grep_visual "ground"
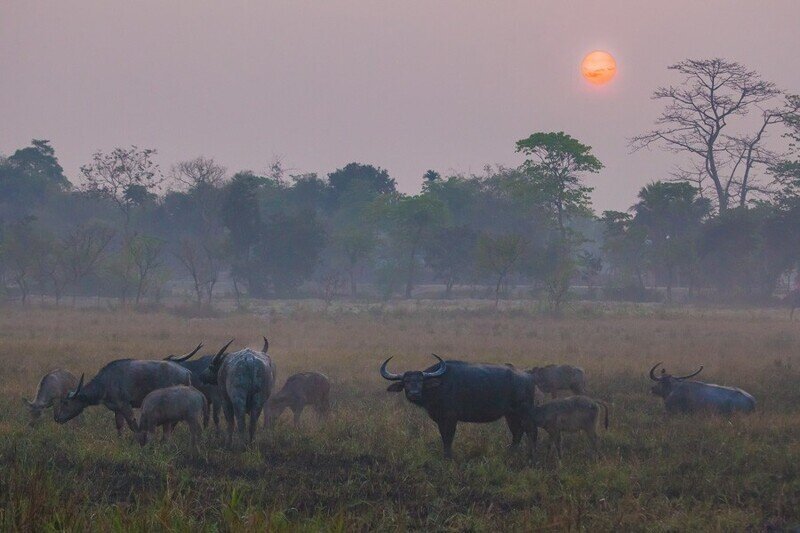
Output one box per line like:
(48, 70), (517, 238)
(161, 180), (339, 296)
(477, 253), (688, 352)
(1, 303), (799, 531)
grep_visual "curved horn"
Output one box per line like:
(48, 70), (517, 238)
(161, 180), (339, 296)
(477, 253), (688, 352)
(675, 366), (704, 380)
(423, 354), (447, 378)
(214, 339), (235, 363)
(68, 373), (85, 398)
(167, 342), (204, 362)
(262, 336), (269, 354)
(649, 362), (663, 381)
(379, 357), (402, 381)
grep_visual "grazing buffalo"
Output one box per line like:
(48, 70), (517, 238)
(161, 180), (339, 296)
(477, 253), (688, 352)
(54, 357), (194, 435)
(530, 396), (608, 460)
(201, 337), (276, 447)
(267, 371), (331, 425)
(165, 341), (234, 431)
(649, 363), (756, 415)
(136, 385), (208, 453)
(380, 355), (538, 459)
(23, 369), (79, 426)
(525, 364), (586, 398)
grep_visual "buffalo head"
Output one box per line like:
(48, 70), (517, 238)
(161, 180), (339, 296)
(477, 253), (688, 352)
(648, 362), (703, 398)
(54, 373), (87, 423)
(199, 339), (235, 385)
(380, 354), (447, 402)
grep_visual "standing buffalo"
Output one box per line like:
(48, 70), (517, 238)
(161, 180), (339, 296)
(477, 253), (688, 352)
(267, 371), (331, 425)
(135, 385), (208, 453)
(23, 369), (79, 426)
(165, 340), (234, 431)
(54, 355), (196, 434)
(530, 396), (608, 460)
(380, 355), (538, 459)
(525, 364), (586, 398)
(649, 363), (756, 414)
(201, 337), (276, 447)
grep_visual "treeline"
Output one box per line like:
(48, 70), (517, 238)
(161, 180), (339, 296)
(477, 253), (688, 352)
(1, 58), (799, 309)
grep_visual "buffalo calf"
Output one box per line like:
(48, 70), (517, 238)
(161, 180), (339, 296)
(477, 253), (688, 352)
(135, 385), (208, 453)
(525, 364), (586, 398)
(267, 372), (330, 425)
(529, 395), (609, 460)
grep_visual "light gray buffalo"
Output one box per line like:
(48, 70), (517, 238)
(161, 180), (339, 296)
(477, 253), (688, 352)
(267, 371), (330, 425)
(135, 385), (208, 453)
(164, 340), (234, 432)
(23, 369), (79, 426)
(54, 357), (194, 434)
(649, 363), (756, 415)
(529, 395), (609, 460)
(201, 337), (276, 447)
(525, 364), (586, 398)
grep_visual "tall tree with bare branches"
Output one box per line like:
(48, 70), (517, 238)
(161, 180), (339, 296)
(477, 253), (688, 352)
(631, 59), (798, 211)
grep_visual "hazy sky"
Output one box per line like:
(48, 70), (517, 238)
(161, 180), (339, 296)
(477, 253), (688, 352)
(2, 1), (799, 211)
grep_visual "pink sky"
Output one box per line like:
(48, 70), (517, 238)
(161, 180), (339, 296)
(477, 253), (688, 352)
(2, 0), (799, 211)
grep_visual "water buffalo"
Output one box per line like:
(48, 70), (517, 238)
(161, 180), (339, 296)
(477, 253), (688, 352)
(23, 369), (79, 426)
(380, 355), (538, 459)
(525, 364), (586, 398)
(164, 340), (234, 431)
(267, 371), (331, 425)
(649, 362), (756, 415)
(530, 396), (608, 460)
(54, 357), (195, 435)
(135, 385), (208, 453)
(201, 337), (276, 447)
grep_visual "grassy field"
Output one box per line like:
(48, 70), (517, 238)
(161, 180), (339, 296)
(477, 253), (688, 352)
(1, 304), (799, 531)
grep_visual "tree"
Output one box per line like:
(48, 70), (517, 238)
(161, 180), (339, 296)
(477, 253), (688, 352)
(328, 163), (396, 200)
(477, 233), (525, 307)
(175, 237), (224, 307)
(423, 225), (477, 298)
(631, 59), (798, 211)
(600, 211), (648, 294)
(331, 224), (376, 298)
(258, 210), (326, 296)
(516, 131), (602, 312)
(389, 195), (447, 298)
(1, 218), (48, 304)
(633, 181), (710, 301)
(81, 147), (163, 235)
(0, 140), (69, 219)
(59, 222), (115, 305)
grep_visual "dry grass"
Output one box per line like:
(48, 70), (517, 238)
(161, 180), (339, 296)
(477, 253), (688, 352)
(1, 304), (799, 531)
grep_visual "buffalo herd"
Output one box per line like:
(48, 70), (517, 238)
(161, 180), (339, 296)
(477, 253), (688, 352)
(24, 337), (756, 460)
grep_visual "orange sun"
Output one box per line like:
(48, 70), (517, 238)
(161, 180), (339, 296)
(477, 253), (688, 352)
(581, 50), (617, 85)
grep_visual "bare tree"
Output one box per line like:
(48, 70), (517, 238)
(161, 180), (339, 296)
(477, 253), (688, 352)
(129, 235), (164, 306)
(175, 237), (223, 307)
(170, 156), (226, 190)
(59, 222), (115, 306)
(80, 147), (163, 235)
(631, 59), (798, 211)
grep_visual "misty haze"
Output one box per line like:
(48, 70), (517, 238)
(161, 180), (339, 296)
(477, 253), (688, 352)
(2, 1), (800, 531)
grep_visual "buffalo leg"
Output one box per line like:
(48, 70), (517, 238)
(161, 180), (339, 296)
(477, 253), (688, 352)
(222, 399), (235, 448)
(249, 404), (262, 443)
(188, 417), (201, 454)
(586, 428), (599, 457)
(292, 405), (304, 425)
(437, 419), (457, 459)
(505, 415), (524, 449)
(114, 412), (126, 437)
(212, 401), (221, 432)
(117, 405), (138, 433)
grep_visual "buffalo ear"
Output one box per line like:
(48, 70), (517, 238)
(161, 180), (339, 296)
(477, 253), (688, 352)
(386, 382), (404, 392)
(423, 378), (443, 389)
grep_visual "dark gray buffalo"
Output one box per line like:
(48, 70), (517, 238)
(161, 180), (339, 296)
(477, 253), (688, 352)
(201, 337), (276, 447)
(267, 371), (331, 425)
(23, 369), (79, 426)
(380, 355), (537, 459)
(54, 356), (194, 434)
(164, 340), (234, 431)
(649, 362), (756, 415)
